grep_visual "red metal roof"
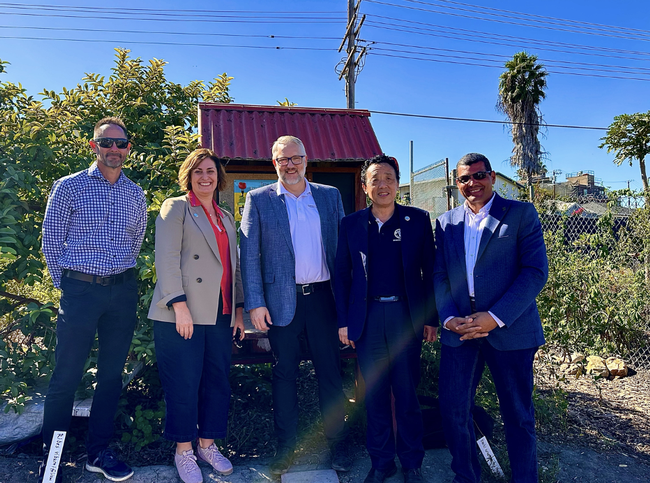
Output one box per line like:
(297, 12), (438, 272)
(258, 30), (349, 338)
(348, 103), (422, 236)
(199, 103), (382, 162)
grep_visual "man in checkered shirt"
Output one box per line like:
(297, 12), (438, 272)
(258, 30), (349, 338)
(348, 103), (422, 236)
(40, 117), (147, 483)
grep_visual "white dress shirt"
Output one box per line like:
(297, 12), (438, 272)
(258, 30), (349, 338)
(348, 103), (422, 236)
(443, 194), (504, 329)
(278, 181), (330, 284)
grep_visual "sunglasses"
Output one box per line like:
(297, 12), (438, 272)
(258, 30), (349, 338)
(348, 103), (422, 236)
(94, 137), (129, 149)
(456, 171), (491, 184)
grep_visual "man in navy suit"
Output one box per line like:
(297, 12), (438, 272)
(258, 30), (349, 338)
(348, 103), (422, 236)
(335, 155), (438, 483)
(240, 135), (350, 476)
(434, 153), (548, 483)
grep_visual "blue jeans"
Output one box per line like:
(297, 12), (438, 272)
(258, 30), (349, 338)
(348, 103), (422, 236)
(356, 300), (424, 471)
(154, 311), (233, 442)
(439, 340), (538, 483)
(43, 275), (138, 457)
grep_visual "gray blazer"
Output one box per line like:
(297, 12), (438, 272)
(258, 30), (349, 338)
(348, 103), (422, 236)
(239, 182), (345, 327)
(148, 194), (244, 326)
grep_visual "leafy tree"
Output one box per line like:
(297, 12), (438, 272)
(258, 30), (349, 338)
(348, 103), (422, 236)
(599, 111), (650, 193)
(0, 48), (233, 411)
(497, 51), (548, 188)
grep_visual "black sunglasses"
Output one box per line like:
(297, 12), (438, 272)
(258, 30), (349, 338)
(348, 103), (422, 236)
(456, 171), (491, 184)
(94, 137), (129, 149)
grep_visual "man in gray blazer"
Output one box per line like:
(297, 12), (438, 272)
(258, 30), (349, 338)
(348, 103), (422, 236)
(240, 135), (350, 476)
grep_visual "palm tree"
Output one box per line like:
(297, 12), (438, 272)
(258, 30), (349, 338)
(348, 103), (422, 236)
(497, 52), (548, 191)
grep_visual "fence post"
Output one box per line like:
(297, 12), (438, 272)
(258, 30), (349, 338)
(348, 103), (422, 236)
(409, 140), (414, 205)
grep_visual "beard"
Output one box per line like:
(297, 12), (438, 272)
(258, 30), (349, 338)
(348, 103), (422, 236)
(98, 153), (124, 169)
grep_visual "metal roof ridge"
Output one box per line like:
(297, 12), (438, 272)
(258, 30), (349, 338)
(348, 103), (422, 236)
(198, 102), (372, 116)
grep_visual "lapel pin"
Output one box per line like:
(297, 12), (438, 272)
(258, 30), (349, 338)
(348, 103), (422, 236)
(194, 213), (199, 217)
(404, 216), (410, 221)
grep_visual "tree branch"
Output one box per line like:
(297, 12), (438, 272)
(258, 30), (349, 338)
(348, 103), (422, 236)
(0, 290), (44, 308)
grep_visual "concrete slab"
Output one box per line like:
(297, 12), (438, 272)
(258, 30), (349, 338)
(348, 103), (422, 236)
(281, 469), (340, 483)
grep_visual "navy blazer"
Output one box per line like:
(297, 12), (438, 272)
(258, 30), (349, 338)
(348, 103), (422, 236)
(434, 194), (548, 351)
(334, 204), (438, 342)
(240, 182), (345, 327)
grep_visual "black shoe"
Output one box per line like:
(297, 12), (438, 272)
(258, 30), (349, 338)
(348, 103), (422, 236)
(364, 464), (397, 483)
(330, 440), (353, 472)
(38, 460), (63, 483)
(403, 467), (424, 482)
(85, 449), (134, 482)
(269, 447), (294, 476)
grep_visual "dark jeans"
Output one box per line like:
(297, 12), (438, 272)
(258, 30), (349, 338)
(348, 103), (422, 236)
(439, 340), (538, 483)
(267, 286), (347, 450)
(42, 275), (138, 457)
(154, 310), (232, 442)
(356, 299), (424, 471)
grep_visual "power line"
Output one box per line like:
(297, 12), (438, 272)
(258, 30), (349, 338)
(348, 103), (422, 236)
(366, 18), (650, 61)
(370, 52), (650, 81)
(371, 41), (650, 74)
(368, 109), (608, 130)
(411, 0), (650, 36)
(0, 35), (335, 51)
(364, 0), (650, 42)
(0, 10), (343, 24)
(0, 2), (342, 16)
(0, 24), (339, 41)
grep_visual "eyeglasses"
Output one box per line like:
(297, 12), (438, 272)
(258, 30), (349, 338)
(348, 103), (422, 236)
(94, 137), (129, 149)
(456, 171), (492, 184)
(275, 155), (305, 166)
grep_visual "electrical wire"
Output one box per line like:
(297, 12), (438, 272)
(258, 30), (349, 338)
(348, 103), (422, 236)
(368, 109), (608, 130)
(0, 24), (339, 41)
(370, 52), (650, 81)
(364, 0), (650, 41)
(366, 17), (650, 61)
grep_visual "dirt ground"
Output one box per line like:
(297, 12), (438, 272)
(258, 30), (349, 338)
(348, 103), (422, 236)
(2, 360), (650, 482)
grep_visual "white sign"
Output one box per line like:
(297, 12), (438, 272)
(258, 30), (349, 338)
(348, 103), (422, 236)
(477, 436), (504, 478)
(43, 431), (66, 483)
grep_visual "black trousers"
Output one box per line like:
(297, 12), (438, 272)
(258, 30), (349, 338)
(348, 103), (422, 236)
(43, 275), (137, 457)
(356, 299), (424, 470)
(267, 286), (348, 450)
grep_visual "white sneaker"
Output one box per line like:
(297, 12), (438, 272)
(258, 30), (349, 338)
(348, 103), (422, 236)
(174, 450), (203, 483)
(196, 443), (233, 476)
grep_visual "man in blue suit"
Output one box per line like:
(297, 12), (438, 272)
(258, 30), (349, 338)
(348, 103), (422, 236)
(240, 135), (350, 476)
(434, 153), (548, 483)
(335, 155), (438, 483)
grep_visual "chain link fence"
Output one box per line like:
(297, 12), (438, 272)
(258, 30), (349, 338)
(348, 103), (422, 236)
(408, 158), (450, 220)
(537, 193), (650, 368)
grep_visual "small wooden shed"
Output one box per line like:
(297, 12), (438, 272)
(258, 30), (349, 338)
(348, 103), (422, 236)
(198, 103), (383, 217)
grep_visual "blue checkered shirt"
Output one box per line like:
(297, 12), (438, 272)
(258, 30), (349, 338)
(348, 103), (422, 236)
(42, 162), (147, 288)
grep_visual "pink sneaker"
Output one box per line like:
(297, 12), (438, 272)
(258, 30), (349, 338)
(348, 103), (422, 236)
(196, 443), (233, 476)
(174, 450), (203, 483)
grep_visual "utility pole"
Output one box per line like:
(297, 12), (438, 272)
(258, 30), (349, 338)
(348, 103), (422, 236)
(338, 0), (366, 109)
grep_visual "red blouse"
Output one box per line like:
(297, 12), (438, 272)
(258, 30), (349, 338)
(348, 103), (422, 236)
(189, 191), (232, 315)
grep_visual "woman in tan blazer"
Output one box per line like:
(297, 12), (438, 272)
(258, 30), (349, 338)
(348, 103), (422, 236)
(148, 148), (244, 483)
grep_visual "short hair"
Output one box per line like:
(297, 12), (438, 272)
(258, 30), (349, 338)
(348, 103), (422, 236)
(271, 135), (305, 159)
(94, 117), (128, 139)
(457, 153), (492, 172)
(178, 148), (228, 195)
(361, 154), (400, 185)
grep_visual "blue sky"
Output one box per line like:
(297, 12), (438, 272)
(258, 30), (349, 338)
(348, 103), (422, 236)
(1, 0), (649, 190)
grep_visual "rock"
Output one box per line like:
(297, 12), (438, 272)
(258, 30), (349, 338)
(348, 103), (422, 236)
(571, 352), (585, 363)
(605, 357), (628, 377)
(565, 363), (584, 376)
(585, 356), (610, 378)
(0, 391), (45, 445)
